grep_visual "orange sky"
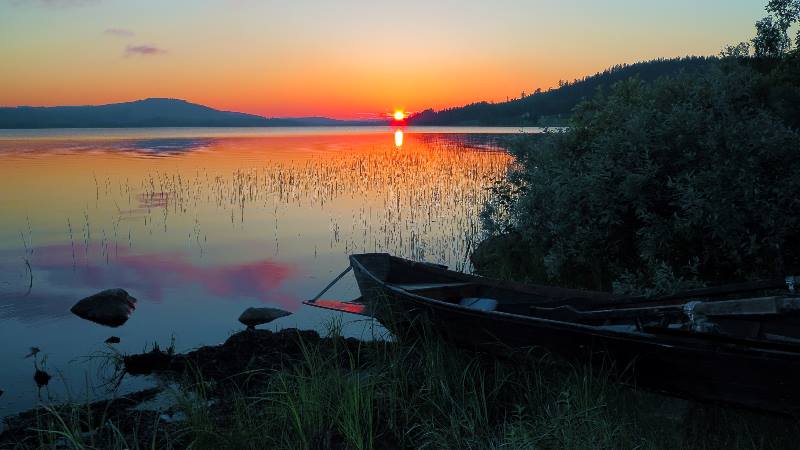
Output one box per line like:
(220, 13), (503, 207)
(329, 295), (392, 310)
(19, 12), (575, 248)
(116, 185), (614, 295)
(0, 0), (766, 118)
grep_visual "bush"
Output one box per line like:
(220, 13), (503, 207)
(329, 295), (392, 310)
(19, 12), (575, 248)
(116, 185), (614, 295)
(481, 56), (800, 293)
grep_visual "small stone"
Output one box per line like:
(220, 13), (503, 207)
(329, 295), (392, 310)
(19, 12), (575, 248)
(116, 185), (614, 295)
(159, 411), (187, 423)
(34, 369), (51, 388)
(70, 289), (137, 327)
(238, 307), (291, 330)
(105, 336), (121, 344)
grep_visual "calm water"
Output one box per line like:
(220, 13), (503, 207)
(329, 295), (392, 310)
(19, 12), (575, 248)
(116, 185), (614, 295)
(0, 126), (531, 416)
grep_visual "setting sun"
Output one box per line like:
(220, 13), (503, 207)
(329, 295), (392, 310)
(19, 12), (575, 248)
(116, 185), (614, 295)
(393, 111), (405, 121)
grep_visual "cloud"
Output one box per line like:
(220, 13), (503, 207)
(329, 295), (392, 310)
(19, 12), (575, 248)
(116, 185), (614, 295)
(125, 44), (166, 57)
(104, 27), (135, 37)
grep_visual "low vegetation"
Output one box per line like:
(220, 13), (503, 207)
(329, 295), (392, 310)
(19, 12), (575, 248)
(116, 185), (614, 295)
(477, 2), (800, 294)
(3, 326), (798, 449)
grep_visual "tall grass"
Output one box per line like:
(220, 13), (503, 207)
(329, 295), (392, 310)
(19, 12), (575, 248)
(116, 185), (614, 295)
(8, 324), (800, 449)
(9, 400), (166, 450)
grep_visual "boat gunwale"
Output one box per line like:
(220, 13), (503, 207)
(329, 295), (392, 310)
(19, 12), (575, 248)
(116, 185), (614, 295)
(349, 253), (800, 357)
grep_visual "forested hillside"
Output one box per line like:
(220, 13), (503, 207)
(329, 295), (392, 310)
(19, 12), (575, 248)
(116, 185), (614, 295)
(410, 57), (717, 126)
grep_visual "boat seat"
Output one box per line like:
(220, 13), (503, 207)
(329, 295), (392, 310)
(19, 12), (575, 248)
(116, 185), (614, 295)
(391, 282), (475, 292)
(529, 304), (686, 324)
(688, 296), (800, 317)
(460, 297), (498, 311)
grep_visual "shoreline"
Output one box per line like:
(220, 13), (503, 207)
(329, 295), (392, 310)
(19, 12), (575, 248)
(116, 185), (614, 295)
(3, 327), (798, 449)
(0, 328), (371, 447)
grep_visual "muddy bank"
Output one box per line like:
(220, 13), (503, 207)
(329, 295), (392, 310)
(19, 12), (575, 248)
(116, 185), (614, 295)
(123, 327), (362, 380)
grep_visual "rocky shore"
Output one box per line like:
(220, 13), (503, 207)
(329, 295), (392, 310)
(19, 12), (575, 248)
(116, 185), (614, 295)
(3, 326), (798, 449)
(0, 328), (372, 449)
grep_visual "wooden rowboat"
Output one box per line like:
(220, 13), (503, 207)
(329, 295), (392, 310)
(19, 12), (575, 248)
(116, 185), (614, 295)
(305, 253), (800, 415)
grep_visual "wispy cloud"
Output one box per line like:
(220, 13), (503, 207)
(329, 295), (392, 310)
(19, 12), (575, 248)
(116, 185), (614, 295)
(104, 27), (135, 37)
(125, 44), (166, 57)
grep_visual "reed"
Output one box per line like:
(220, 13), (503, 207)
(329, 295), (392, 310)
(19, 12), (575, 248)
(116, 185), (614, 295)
(57, 137), (512, 271)
(67, 218), (76, 270)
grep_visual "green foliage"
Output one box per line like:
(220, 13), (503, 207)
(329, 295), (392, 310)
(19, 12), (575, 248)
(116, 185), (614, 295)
(753, 0), (800, 56)
(754, 16), (792, 57)
(720, 41), (752, 58)
(482, 57), (800, 292)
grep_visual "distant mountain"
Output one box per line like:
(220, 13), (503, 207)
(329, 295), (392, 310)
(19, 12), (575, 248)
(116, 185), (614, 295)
(1, 58), (722, 129)
(0, 98), (383, 129)
(409, 57), (719, 126)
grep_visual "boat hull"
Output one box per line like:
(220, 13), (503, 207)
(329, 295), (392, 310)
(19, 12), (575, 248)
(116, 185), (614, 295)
(349, 254), (800, 415)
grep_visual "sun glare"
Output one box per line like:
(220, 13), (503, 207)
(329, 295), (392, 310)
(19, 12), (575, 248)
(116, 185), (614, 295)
(393, 110), (405, 121)
(394, 129), (404, 147)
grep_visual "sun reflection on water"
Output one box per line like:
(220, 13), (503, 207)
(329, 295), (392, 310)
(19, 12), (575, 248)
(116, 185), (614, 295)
(0, 129), (516, 416)
(394, 129), (404, 147)
(0, 132), (513, 271)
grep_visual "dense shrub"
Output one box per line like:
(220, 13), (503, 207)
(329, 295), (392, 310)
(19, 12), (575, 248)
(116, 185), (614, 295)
(481, 56), (800, 293)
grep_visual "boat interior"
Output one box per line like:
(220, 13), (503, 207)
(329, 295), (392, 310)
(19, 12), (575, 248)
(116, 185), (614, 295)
(353, 253), (800, 344)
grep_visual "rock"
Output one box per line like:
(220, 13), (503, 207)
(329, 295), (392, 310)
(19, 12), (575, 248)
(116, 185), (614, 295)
(123, 348), (173, 375)
(70, 289), (137, 327)
(0, 389), (4, 398)
(34, 369), (50, 388)
(238, 307), (291, 330)
(105, 336), (121, 344)
(159, 411), (187, 424)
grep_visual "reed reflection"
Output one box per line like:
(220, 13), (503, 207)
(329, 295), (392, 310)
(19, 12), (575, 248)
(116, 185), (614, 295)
(0, 130), (515, 417)
(0, 133), (512, 272)
(0, 243), (298, 324)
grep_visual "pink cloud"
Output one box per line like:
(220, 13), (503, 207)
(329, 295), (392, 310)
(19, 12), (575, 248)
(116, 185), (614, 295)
(125, 44), (166, 57)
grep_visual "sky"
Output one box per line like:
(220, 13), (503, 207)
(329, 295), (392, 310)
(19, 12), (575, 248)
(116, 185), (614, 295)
(0, 0), (767, 119)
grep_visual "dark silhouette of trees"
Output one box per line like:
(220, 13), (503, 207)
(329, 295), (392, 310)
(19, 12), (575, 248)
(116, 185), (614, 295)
(753, 0), (800, 56)
(753, 17), (791, 56)
(409, 57), (717, 126)
(478, 0), (800, 293)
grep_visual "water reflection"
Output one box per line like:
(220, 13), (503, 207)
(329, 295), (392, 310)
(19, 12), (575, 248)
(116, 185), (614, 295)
(0, 243), (297, 324)
(0, 128), (518, 416)
(0, 138), (214, 158)
(110, 138), (214, 157)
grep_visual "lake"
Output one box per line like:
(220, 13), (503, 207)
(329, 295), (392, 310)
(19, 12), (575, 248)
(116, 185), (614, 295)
(0, 126), (533, 417)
